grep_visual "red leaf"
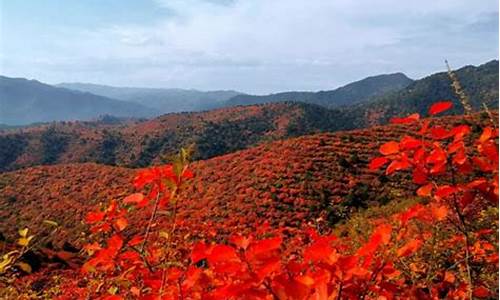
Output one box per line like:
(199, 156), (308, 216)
(448, 140), (464, 154)
(191, 242), (210, 263)
(247, 237), (282, 259)
(207, 245), (239, 264)
(386, 159), (411, 175)
(229, 234), (251, 250)
(107, 234), (123, 253)
(473, 157), (494, 172)
(123, 193), (144, 204)
(431, 127), (451, 140)
(304, 236), (337, 264)
(430, 162), (447, 175)
(450, 125), (470, 141)
(357, 224), (392, 256)
(295, 275), (315, 286)
(426, 146), (447, 164)
(481, 141), (499, 163)
(255, 257), (281, 280)
(182, 267), (202, 290)
(473, 286), (491, 298)
(400, 135), (422, 150)
(452, 149), (467, 165)
(412, 167), (428, 184)
(418, 119), (431, 135)
(479, 127), (493, 143)
(417, 184), (433, 197)
(114, 217), (128, 231)
(399, 204), (425, 226)
(429, 101), (453, 115)
(390, 113), (420, 124)
(431, 205), (448, 221)
(435, 185), (456, 198)
(127, 235), (143, 247)
(369, 157), (389, 170)
(85, 211), (105, 224)
(182, 168), (194, 180)
(380, 141), (399, 155)
(133, 169), (158, 189)
(443, 271), (456, 283)
(119, 250), (140, 261)
(413, 148), (426, 164)
(396, 239), (423, 257)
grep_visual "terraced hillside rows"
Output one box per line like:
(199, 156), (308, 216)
(0, 102), (344, 171)
(1, 113), (487, 248)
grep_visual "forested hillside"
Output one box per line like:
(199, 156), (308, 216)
(336, 60), (499, 129)
(0, 102), (345, 171)
(227, 73), (413, 108)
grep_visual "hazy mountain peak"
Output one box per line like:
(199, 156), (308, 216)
(0, 76), (156, 125)
(226, 71), (414, 108)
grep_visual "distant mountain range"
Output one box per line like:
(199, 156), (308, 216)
(56, 82), (243, 113)
(0, 60), (497, 128)
(1, 71), (414, 126)
(226, 73), (413, 108)
(0, 76), (155, 125)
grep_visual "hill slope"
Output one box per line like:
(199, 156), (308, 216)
(57, 82), (242, 113)
(226, 73), (413, 108)
(336, 60), (499, 129)
(0, 113), (490, 246)
(0, 122), (414, 245)
(0, 76), (156, 125)
(0, 102), (345, 171)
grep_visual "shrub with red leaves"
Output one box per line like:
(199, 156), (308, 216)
(53, 101), (498, 300)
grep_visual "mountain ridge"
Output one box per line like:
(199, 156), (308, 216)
(57, 82), (243, 113)
(0, 76), (156, 125)
(226, 72), (413, 108)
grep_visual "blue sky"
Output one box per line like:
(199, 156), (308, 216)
(0, 0), (498, 94)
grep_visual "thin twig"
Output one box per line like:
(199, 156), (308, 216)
(141, 188), (162, 252)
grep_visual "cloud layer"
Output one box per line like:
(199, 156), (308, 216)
(1, 0), (498, 93)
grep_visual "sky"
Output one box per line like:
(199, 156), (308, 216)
(0, 0), (498, 94)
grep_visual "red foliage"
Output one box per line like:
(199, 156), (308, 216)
(1, 103), (497, 299)
(55, 102), (496, 299)
(428, 101), (453, 115)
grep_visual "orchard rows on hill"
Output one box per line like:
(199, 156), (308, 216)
(1, 115), (470, 246)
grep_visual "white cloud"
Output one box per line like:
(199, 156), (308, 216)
(1, 0), (498, 93)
